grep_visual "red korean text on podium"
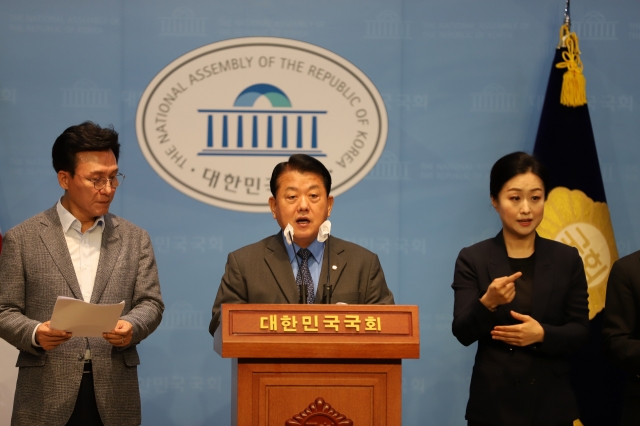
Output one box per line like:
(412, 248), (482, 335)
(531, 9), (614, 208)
(214, 304), (420, 425)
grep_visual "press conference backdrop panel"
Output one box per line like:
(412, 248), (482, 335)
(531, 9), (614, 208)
(1, 1), (639, 425)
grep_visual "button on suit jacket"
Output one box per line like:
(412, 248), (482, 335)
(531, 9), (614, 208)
(452, 231), (589, 426)
(0, 205), (164, 426)
(209, 232), (394, 336)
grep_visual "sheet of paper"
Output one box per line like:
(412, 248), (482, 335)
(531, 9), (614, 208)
(50, 296), (125, 337)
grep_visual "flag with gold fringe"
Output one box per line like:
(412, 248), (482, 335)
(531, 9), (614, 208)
(533, 3), (625, 426)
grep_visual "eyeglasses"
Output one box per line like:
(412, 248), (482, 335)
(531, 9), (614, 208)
(81, 173), (125, 190)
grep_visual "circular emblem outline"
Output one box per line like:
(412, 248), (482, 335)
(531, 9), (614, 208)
(136, 37), (388, 211)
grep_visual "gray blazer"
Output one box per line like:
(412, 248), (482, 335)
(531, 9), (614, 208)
(209, 232), (395, 336)
(0, 205), (164, 426)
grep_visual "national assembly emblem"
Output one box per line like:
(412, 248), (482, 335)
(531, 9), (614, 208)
(136, 37), (388, 212)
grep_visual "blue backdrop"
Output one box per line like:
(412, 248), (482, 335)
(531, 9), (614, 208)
(1, 1), (639, 424)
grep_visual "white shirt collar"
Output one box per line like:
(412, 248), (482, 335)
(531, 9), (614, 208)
(56, 198), (104, 234)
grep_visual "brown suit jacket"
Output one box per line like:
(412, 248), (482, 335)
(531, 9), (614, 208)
(209, 232), (394, 336)
(0, 205), (164, 426)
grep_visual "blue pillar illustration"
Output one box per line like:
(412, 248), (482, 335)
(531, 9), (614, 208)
(312, 116), (318, 149)
(296, 116), (302, 148)
(222, 115), (228, 148)
(267, 116), (273, 148)
(282, 116), (288, 148)
(237, 115), (243, 148)
(207, 115), (213, 147)
(252, 116), (258, 148)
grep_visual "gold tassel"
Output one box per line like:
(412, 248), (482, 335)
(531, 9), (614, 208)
(556, 24), (587, 107)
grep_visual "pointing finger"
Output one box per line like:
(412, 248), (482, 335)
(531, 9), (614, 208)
(494, 272), (522, 287)
(506, 272), (522, 282)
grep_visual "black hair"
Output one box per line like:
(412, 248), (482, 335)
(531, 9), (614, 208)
(269, 154), (332, 197)
(52, 121), (120, 176)
(490, 151), (550, 199)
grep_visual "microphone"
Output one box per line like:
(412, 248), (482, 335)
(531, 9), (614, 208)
(322, 236), (332, 304)
(286, 225), (307, 304)
(317, 221), (332, 304)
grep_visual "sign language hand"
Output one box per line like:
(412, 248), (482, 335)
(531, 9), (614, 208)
(491, 311), (545, 347)
(479, 272), (521, 311)
(103, 320), (133, 347)
(36, 321), (72, 351)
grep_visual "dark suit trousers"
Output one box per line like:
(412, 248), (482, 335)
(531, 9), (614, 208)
(66, 362), (104, 426)
(621, 377), (640, 426)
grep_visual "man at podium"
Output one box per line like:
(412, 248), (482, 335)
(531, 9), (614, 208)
(209, 154), (394, 335)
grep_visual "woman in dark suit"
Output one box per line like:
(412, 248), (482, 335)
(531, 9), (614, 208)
(452, 152), (590, 426)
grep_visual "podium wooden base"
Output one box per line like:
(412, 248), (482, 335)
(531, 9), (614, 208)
(233, 358), (402, 426)
(216, 304), (419, 425)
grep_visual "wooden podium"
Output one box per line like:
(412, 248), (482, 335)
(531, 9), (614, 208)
(214, 304), (419, 426)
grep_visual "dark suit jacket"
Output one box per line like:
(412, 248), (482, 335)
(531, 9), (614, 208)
(0, 205), (164, 426)
(452, 231), (589, 426)
(603, 250), (640, 426)
(209, 232), (394, 335)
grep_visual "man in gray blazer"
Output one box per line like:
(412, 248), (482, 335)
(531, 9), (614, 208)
(209, 154), (394, 336)
(0, 122), (164, 426)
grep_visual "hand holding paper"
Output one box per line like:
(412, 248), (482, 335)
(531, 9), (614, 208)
(103, 319), (133, 347)
(36, 321), (72, 351)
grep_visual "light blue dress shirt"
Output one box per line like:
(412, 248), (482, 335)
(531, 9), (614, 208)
(282, 233), (325, 293)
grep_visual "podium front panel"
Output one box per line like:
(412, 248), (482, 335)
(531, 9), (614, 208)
(215, 304), (418, 425)
(235, 359), (401, 426)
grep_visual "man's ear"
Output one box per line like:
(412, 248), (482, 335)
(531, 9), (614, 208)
(268, 196), (277, 219)
(58, 170), (70, 190)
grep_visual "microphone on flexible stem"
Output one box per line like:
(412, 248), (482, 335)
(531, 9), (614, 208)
(322, 235), (332, 304)
(318, 221), (332, 304)
(287, 227), (307, 304)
